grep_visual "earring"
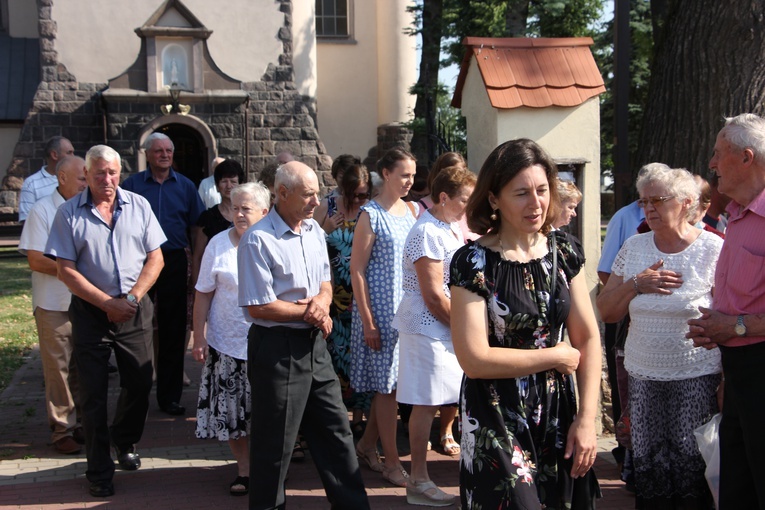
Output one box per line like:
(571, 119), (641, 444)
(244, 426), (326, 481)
(441, 202), (446, 207)
(490, 210), (498, 221)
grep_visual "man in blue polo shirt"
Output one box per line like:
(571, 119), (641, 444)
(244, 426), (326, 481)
(122, 133), (205, 416)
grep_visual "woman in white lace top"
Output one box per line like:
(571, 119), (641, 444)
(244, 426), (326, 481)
(597, 166), (723, 509)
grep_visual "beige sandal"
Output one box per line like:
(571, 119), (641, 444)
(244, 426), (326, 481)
(382, 465), (410, 487)
(440, 434), (460, 456)
(355, 445), (384, 473)
(406, 479), (456, 506)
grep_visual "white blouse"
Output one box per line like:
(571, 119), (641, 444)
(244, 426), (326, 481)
(392, 210), (463, 341)
(612, 230), (723, 381)
(195, 229), (250, 360)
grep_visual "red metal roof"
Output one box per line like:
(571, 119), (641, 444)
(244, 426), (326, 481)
(452, 37), (605, 109)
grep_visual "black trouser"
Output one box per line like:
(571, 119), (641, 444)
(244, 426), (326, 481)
(719, 342), (765, 510)
(150, 248), (188, 408)
(247, 325), (369, 510)
(70, 295), (154, 483)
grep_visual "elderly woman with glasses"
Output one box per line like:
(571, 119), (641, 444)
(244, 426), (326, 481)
(597, 166), (724, 509)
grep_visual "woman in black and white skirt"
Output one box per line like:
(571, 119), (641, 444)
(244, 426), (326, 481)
(191, 182), (270, 496)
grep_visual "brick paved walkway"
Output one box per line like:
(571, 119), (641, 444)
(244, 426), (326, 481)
(0, 346), (635, 509)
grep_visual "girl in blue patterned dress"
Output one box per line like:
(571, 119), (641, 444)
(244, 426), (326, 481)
(450, 139), (602, 509)
(350, 148), (418, 488)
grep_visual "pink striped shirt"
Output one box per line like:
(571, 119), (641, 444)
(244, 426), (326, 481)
(713, 186), (765, 346)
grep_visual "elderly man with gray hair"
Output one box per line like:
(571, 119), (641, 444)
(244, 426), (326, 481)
(122, 132), (205, 416)
(238, 161), (369, 509)
(45, 145), (165, 498)
(688, 113), (765, 508)
(19, 155), (88, 455)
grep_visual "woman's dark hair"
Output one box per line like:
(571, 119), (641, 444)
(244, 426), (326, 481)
(376, 147), (416, 177)
(466, 139), (559, 235)
(214, 159), (245, 185)
(430, 165), (476, 203)
(341, 163), (371, 211)
(331, 154), (361, 181)
(428, 152), (466, 190)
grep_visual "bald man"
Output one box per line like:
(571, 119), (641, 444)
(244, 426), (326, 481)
(238, 161), (369, 509)
(19, 155), (88, 454)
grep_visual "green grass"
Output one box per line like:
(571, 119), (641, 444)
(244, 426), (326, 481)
(0, 247), (37, 392)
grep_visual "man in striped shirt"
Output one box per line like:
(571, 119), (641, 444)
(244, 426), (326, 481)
(689, 113), (765, 509)
(18, 136), (74, 222)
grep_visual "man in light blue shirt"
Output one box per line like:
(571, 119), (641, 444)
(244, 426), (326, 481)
(238, 161), (369, 510)
(45, 145), (165, 498)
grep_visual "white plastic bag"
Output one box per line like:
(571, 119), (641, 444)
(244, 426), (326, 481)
(694, 413), (721, 509)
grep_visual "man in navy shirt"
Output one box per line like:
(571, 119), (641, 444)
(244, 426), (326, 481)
(122, 133), (205, 415)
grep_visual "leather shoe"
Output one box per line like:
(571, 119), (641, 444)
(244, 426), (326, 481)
(160, 402), (185, 416)
(53, 436), (81, 455)
(114, 445), (141, 471)
(72, 427), (85, 445)
(89, 481), (114, 497)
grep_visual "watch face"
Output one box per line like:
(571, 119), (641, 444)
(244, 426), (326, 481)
(126, 294), (137, 304)
(735, 324), (746, 336)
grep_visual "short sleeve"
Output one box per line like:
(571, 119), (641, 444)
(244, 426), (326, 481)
(449, 241), (491, 300)
(405, 222), (448, 264)
(554, 231), (585, 283)
(237, 230), (276, 307)
(195, 232), (223, 293)
(18, 202), (50, 255)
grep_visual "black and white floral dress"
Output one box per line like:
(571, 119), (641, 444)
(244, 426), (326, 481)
(450, 231), (597, 509)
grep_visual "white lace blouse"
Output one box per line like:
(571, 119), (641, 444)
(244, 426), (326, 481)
(392, 211), (463, 341)
(612, 230), (723, 381)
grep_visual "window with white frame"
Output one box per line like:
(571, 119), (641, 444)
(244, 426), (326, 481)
(316, 0), (350, 38)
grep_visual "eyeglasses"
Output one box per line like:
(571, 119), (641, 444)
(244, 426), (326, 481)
(353, 192), (370, 200)
(637, 196), (675, 208)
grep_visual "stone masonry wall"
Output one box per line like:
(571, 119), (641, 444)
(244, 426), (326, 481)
(0, 0), (334, 215)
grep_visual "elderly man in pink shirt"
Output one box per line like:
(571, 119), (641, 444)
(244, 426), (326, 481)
(688, 113), (765, 509)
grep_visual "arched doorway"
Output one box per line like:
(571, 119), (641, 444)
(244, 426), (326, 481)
(136, 114), (217, 188)
(156, 124), (206, 187)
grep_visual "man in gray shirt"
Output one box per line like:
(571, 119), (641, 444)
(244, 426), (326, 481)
(45, 145), (165, 498)
(238, 161), (369, 510)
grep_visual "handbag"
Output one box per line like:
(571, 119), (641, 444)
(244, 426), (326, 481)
(548, 233), (602, 508)
(694, 413), (721, 508)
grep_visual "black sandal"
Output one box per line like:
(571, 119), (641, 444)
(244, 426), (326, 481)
(230, 476), (249, 496)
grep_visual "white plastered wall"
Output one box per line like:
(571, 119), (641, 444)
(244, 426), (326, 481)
(316, 0), (416, 159)
(52, 0), (284, 85)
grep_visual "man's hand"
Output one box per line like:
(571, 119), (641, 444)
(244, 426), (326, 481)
(299, 295), (331, 328)
(687, 306), (736, 349)
(103, 297), (137, 323)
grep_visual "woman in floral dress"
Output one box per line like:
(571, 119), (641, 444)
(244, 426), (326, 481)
(321, 163), (373, 429)
(450, 139), (602, 509)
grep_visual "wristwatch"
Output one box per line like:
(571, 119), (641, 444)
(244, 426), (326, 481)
(735, 315), (747, 337)
(126, 294), (138, 304)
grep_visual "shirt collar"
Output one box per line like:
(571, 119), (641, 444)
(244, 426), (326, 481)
(726, 185), (765, 220)
(267, 206), (314, 238)
(144, 167), (178, 182)
(78, 187), (130, 208)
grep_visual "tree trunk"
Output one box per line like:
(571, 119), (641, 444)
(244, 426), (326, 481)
(636, 0), (765, 185)
(506, 0), (531, 36)
(413, 0), (444, 121)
